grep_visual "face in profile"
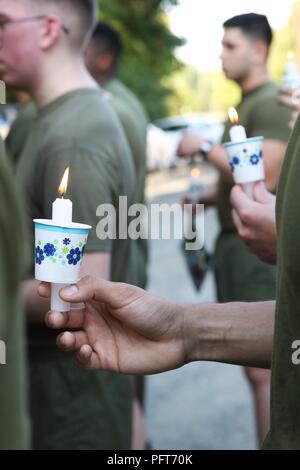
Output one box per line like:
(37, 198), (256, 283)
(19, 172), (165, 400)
(0, 0), (41, 88)
(220, 27), (256, 82)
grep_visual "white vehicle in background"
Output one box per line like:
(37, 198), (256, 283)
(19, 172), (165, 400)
(147, 113), (224, 171)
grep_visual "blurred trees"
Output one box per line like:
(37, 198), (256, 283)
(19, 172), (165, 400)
(99, 0), (184, 120)
(99, 0), (300, 119)
(166, 1), (300, 117)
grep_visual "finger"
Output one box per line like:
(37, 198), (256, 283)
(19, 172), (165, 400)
(230, 185), (250, 213)
(59, 276), (144, 310)
(57, 330), (88, 351)
(278, 84), (294, 96)
(253, 182), (275, 204)
(38, 282), (51, 298)
(232, 209), (244, 232)
(74, 345), (101, 370)
(278, 92), (300, 111)
(45, 309), (85, 329)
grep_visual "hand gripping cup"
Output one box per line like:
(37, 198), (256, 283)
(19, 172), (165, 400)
(224, 136), (265, 199)
(34, 219), (91, 312)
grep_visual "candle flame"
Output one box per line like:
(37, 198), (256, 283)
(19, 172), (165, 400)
(228, 107), (239, 125)
(191, 168), (201, 178)
(58, 167), (70, 197)
(287, 50), (295, 61)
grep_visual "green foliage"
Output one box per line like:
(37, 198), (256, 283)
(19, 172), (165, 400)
(166, 65), (240, 116)
(99, 0), (184, 120)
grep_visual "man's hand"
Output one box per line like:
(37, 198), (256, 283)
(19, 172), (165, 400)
(278, 85), (300, 130)
(230, 183), (277, 264)
(177, 133), (203, 157)
(39, 277), (187, 374)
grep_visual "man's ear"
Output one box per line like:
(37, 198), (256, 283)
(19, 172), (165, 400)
(98, 52), (114, 73)
(253, 40), (269, 65)
(39, 15), (62, 50)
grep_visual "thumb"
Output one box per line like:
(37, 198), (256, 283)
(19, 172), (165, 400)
(253, 182), (275, 205)
(60, 276), (144, 310)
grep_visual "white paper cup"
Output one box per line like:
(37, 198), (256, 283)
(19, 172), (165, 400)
(224, 136), (265, 185)
(34, 219), (91, 311)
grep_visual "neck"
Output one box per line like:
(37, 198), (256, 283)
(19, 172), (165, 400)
(92, 71), (116, 87)
(239, 67), (270, 94)
(29, 54), (98, 108)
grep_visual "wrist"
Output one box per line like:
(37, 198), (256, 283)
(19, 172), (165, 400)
(182, 303), (227, 363)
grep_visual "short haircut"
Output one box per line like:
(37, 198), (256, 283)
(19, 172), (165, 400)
(223, 13), (273, 48)
(91, 21), (123, 61)
(29, 0), (98, 46)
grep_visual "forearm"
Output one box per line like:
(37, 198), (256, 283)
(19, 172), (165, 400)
(184, 300), (275, 369)
(207, 145), (233, 182)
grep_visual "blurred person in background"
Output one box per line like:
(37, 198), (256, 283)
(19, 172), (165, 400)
(85, 21), (149, 450)
(0, 0), (136, 449)
(177, 13), (292, 445)
(0, 138), (29, 449)
(228, 81), (300, 265)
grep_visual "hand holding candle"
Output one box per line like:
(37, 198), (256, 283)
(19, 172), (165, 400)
(34, 167), (91, 312)
(224, 107), (265, 199)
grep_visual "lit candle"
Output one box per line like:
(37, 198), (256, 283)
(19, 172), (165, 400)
(52, 167), (73, 225)
(228, 107), (247, 142)
(228, 108), (255, 200)
(51, 167), (72, 312)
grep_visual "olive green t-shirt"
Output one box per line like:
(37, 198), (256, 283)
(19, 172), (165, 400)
(16, 88), (136, 344)
(0, 140), (29, 449)
(104, 78), (149, 288)
(263, 113), (300, 449)
(5, 101), (36, 166)
(218, 81), (292, 232)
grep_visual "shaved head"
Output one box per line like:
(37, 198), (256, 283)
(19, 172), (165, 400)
(25, 0), (98, 48)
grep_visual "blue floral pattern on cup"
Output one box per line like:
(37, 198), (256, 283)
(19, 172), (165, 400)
(35, 238), (87, 266)
(67, 248), (81, 266)
(229, 147), (263, 173)
(35, 246), (45, 265)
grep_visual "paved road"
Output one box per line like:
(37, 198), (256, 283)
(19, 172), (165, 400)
(144, 165), (257, 450)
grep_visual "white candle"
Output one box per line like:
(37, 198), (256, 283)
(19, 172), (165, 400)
(228, 107), (247, 142)
(229, 125), (247, 143)
(51, 167), (73, 312)
(228, 107), (254, 199)
(52, 167), (73, 225)
(52, 198), (73, 225)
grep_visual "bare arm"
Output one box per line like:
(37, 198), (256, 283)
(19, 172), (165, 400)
(207, 140), (287, 187)
(40, 277), (275, 373)
(24, 252), (111, 322)
(178, 134), (287, 187)
(186, 300), (275, 369)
